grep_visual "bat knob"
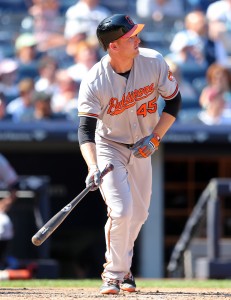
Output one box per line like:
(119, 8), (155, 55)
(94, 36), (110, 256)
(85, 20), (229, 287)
(31, 235), (42, 246)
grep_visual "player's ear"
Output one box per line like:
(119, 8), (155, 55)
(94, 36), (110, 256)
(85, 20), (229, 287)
(109, 41), (119, 51)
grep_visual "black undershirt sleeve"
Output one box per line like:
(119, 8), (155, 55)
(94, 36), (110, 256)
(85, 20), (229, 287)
(162, 91), (182, 117)
(78, 116), (97, 145)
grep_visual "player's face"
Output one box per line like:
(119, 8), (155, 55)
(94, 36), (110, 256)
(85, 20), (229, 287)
(116, 35), (141, 57)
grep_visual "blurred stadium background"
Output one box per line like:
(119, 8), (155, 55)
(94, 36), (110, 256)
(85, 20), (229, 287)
(0, 0), (231, 281)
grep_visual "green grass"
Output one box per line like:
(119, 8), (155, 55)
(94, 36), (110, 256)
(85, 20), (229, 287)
(0, 279), (231, 288)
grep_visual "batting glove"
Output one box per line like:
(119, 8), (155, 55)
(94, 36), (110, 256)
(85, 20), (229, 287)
(85, 165), (102, 191)
(130, 133), (161, 158)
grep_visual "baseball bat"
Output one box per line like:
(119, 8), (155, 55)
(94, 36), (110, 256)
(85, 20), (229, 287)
(31, 163), (114, 246)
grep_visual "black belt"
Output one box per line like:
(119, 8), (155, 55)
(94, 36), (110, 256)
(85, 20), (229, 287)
(124, 143), (134, 148)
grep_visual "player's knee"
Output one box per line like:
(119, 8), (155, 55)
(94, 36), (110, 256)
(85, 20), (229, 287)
(133, 210), (149, 225)
(111, 204), (132, 221)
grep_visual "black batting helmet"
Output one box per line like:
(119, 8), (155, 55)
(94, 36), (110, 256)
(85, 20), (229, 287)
(96, 14), (144, 51)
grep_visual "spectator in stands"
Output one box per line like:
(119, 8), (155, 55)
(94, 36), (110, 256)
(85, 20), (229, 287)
(65, 22), (89, 59)
(15, 33), (38, 64)
(168, 10), (216, 69)
(166, 35), (206, 71)
(64, 0), (111, 47)
(0, 59), (19, 103)
(14, 33), (40, 81)
(206, 0), (231, 67)
(197, 86), (231, 125)
(136, 0), (184, 21)
(200, 63), (231, 109)
(0, 93), (6, 120)
(51, 69), (79, 121)
(67, 41), (99, 83)
(6, 78), (35, 122)
(32, 91), (65, 120)
(35, 55), (59, 95)
(0, 93), (12, 120)
(185, 0), (218, 12)
(21, 0), (66, 52)
(0, 153), (19, 269)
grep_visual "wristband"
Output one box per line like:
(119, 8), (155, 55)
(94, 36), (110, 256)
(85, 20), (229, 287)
(150, 133), (161, 148)
(88, 164), (98, 171)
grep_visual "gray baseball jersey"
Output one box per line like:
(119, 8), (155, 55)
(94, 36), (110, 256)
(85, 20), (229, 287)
(78, 47), (178, 144)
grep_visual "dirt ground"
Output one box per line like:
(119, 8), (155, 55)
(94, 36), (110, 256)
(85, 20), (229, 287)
(1, 287), (231, 300)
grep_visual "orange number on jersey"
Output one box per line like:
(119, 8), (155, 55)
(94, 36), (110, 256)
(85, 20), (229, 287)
(137, 98), (157, 117)
(147, 98), (157, 114)
(137, 103), (147, 117)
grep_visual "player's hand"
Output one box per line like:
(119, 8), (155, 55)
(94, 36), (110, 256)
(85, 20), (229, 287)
(130, 133), (161, 158)
(85, 165), (102, 191)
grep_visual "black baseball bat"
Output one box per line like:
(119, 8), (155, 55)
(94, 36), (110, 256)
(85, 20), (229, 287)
(31, 163), (114, 246)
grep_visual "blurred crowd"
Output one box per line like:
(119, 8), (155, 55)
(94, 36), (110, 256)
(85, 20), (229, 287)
(0, 0), (231, 125)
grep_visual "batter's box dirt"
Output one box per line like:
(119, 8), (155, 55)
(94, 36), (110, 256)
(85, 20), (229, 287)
(1, 288), (231, 300)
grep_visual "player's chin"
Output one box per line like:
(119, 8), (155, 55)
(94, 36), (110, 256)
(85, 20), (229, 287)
(134, 47), (140, 55)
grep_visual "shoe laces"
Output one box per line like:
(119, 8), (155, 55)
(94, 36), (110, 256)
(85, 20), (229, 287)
(123, 272), (134, 283)
(102, 275), (120, 286)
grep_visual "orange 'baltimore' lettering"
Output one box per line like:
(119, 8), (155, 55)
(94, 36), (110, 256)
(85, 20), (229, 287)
(107, 84), (154, 116)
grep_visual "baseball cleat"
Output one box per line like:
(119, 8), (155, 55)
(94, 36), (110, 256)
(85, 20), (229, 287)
(100, 279), (120, 294)
(120, 272), (136, 292)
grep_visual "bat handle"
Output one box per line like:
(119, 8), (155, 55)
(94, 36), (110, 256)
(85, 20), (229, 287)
(87, 163), (114, 189)
(100, 163), (114, 179)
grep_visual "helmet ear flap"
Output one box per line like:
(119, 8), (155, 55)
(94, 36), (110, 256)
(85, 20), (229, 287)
(96, 22), (110, 51)
(96, 32), (107, 51)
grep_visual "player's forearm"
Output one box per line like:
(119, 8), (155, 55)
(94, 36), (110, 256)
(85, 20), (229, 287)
(153, 112), (176, 139)
(80, 142), (98, 169)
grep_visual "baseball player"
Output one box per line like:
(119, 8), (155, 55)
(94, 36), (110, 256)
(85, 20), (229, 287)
(77, 14), (181, 294)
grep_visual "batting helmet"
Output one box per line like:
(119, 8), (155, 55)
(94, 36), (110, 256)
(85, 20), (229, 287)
(96, 14), (145, 51)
